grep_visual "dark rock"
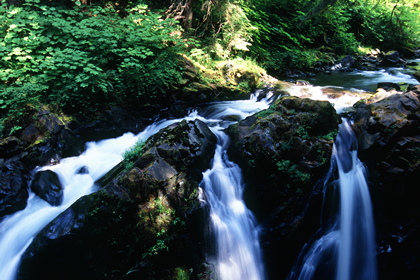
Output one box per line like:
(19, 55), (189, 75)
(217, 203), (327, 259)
(75, 166), (89, 175)
(30, 170), (63, 206)
(17, 107), (84, 168)
(381, 51), (405, 66)
(73, 107), (153, 143)
(331, 55), (356, 71)
(226, 96), (341, 279)
(341, 55), (356, 68)
(377, 82), (401, 91)
(0, 168), (28, 218)
(407, 84), (420, 96)
(19, 119), (216, 280)
(413, 71), (420, 83)
(352, 91), (420, 279)
(0, 137), (22, 158)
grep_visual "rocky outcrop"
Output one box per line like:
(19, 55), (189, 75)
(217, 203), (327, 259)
(352, 90), (420, 279)
(0, 107), (82, 218)
(226, 96), (341, 279)
(18, 119), (217, 280)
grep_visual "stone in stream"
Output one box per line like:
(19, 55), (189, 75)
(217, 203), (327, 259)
(30, 170), (63, 206)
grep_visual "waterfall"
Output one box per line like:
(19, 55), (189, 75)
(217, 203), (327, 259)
(201, 128), (265, 280)
(0, 113), (202, 280)
(288, 118), (377, 280)
(0, 90), (272, 280)
(198, 91), (272, 280)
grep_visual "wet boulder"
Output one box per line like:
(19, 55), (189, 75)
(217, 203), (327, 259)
(0, 137), (23, 158)
(352, 90), (420, 279)
(380, 51), (405, 66)
(227, 96), (340, 216)
(75, 166), (89, 175)
(19, 119), (216, 280)
(226, 95), (341, 279)
(17, 106), (83, 168)
(30, 170), (63, 206)
(407, 84), (420, 95)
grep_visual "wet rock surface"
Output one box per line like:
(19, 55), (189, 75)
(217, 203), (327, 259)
(18, 119), (217, 280)
(3, 81), (420, 279)
(0, 161), (28, 218)
(0, 107), (82, 218)
(30, 170), (63, 206)
(352, 90), (420, 279)
(226, 95), (341, 279)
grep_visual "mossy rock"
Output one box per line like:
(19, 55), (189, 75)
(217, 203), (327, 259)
(18, 118), (216, 280)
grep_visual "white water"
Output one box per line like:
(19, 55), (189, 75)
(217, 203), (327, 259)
(0, 112), (203, 280)
(288, 119), (377, 280)
(201, 130), (266, 280)
(198, 90), (272, 280)
(0, 91), (272, 280)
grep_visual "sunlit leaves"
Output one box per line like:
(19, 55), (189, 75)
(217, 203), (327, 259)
(0, 0), (185, 127)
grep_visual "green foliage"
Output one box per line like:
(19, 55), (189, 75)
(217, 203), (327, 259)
(244, 0), (359, 71)
(175, 267), (191, 280)
(122, 140), (145, 169)
(347, 0), (420, 51)
(255, 106), (275, 119)
(0, 0), (185, 136)
(1, 0), (419, 137)
(296, 123), (311, 140)
(0, 83), (46, 135)
(187, 0), (257, 60)
(276, 159), (311, 183)
(142, 229), (169, 259)
(243, 0), (419, 72)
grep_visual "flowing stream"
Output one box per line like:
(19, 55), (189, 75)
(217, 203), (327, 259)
(305, 62), (419, 91)
(0, 91), (271, 280)
(287, 119), (377, 280)
(0, 65), (417, 280)
(0, 112), (206, 280)
(284, 60), (418, 280)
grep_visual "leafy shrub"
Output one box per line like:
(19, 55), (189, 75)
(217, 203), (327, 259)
(0, 0), (185, 136)
(122, 140), (145, 170)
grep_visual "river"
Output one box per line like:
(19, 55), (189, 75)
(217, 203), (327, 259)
(0, 65), (418, 280)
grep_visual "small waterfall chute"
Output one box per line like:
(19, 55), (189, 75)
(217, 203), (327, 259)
(288, 118), (377, 280)
(198, 92), (272, 280)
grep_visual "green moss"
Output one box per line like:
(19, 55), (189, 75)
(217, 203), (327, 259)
(255, 105), (276, 119)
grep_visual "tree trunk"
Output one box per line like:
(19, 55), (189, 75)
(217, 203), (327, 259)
(166, 0), (194, 30)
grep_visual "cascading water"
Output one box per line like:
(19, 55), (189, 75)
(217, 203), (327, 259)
(197, 91), (272, 280)
(200, 128), (265, 280)
(0, 91), (272, 280)
(0, 113), (202, 280)
(288, 118), (377, 280)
